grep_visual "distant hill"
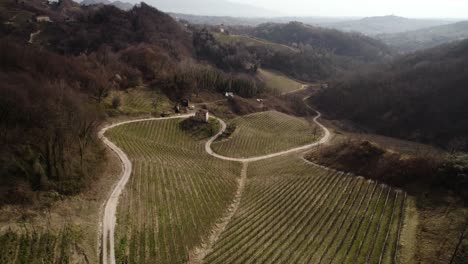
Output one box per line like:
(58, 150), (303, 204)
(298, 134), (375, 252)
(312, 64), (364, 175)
(171, 13), (349, 27)
(313, 39), (468, 147)
(143, 0), (282, 18)
(80, 0), (133, 10)
(378, 21), (468, 53)
(325, 15), (451, 35)
(248, 22), (392, 62)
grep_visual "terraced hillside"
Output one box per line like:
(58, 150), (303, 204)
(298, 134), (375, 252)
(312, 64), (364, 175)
(106, 119), (242, 264)
(204, 155), (406, 264)
(257, 68), (304, 94)
(211, 111), (319, 158)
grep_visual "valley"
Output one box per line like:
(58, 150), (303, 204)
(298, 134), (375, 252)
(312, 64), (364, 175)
(0, 0), (467, 263)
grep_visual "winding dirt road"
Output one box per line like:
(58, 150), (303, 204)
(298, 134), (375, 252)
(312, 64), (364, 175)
(193, 103), (331, 261)
(99, 114), (192, 264)
(205, 110), (330, 163)
(99, 100), (331, 264)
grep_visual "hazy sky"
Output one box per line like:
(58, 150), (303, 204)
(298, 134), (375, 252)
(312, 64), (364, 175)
(233, 0), (468, 18)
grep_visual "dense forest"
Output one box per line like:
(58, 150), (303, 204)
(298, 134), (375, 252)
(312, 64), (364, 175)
(0, 38), (107, 202)
(0, 0), (267, 204)
(247, 22), (392, 62)
(313, 39), (468, 150)
(192, 21), (397, 82)
(192, 27), (335, 81)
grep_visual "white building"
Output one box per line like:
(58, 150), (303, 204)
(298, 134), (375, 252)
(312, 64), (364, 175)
(194, 109), (209, 123)
(36, 16), (52, 23)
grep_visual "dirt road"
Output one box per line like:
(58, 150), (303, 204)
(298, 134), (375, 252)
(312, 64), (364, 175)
(205, 109), (331, 162)
(100, 98), (330, 264)
(191, 106), (330, 262)
(99, 114), (192, 264)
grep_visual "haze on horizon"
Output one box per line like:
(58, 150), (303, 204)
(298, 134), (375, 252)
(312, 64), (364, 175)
(230, 0), (468, 19)
(122, 0), (468, 19)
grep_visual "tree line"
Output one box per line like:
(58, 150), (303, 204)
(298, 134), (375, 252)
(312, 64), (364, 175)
(312, 39), (468, 150)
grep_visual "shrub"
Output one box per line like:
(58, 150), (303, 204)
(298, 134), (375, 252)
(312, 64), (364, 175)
(179, 118), (220, 140)
(112, 95), (122, 109)
(306, 140), (468, 203)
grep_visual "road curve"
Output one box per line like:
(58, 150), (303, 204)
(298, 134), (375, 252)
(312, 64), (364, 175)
(195, 102), (331, 259)
(205, 110), (331, 162)
(99, 99), (330, 264)
(99, 114), (192, 264)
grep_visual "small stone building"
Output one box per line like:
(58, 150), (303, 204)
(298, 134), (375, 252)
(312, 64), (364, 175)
(194, 109), (209, 123)
(36, 16), (52, 23)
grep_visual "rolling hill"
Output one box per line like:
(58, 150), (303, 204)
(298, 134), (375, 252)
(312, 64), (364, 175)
(325, 15), (451, 35)
(107, 118), (241, 263)
(170, 13), (351, 27)
(211, 111), (319, 158)
(312, 38), (468, 148)
(378, 20), (468, 53)
(248, 22), (392, 62)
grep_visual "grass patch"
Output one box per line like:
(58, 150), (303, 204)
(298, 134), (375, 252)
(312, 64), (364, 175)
(257, 68), (304, 94)
(105, 87), (172, 116)
(213, 33), (297, 54)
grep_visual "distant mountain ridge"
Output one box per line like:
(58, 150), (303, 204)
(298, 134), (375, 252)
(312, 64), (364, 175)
(378, 20), (468, 53)
(171, 13), (350, 27)
(141, 0), (282, 18)
(325, 15), (452, 35)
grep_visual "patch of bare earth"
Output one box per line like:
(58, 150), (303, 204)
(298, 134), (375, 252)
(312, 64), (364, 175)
(415, 199), (468, 263)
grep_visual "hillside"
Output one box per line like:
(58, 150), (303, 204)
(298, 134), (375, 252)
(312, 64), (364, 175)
(248, 22), (392, 62)
(1, 1), (467, 264)
(0, 0), (273, 203)
(257, 68), (304, 94)
(326, 15), (451, 35)
(170, 13), (350, 27)
(106, 119), (241, 263)
(211, 111), (319, 158)
(0, 0), (275, 262)
(213, 32), (298, 53)
(205, 154), (407, 264)
(378, 21), (468, 53)
(43, 3), (192, 56)
(312, 39), (468, 149)
(193, 28), (335, 81)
